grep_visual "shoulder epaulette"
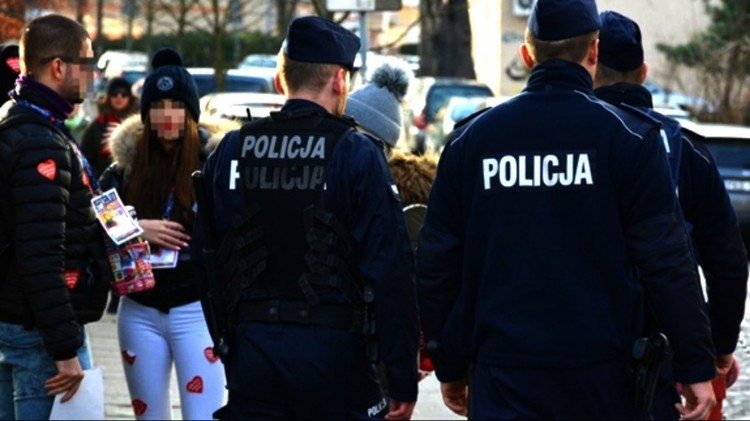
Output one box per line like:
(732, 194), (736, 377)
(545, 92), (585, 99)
(617, 102), (662, 126)
(453, 106), (491, 131)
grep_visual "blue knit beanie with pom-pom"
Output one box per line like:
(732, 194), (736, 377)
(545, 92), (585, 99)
(345, 58), (413, 147)
(139, 47), (200, 122)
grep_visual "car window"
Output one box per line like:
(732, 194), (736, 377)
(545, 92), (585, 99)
(191, 75), (217, 98)
(704, 138), (750, 169)
(225, 76), (273, 93)
(425, 85), (494, 121)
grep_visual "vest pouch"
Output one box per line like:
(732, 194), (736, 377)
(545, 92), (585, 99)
(106, 236), (155, 296)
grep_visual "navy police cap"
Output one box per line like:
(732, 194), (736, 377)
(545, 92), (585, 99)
(598, 10), (644, 72)
(528, 0), (601, 42)
(283, 16), (360, 70)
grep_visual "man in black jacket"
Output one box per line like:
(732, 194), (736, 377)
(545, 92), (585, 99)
(0, 14), (111, 420)
(594, 10), (748, 420)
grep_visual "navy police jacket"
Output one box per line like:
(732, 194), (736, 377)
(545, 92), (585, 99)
(596, 83), (748, 356)
(193, 99), (419, 402)
(416, 60), (716, 384)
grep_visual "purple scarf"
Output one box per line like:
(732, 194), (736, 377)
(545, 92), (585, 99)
(13, 75), (74, 118)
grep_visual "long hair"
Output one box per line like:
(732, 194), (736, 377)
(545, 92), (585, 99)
(126, 116), (201, 228)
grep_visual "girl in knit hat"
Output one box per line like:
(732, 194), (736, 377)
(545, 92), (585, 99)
(99, 48), (238, 420)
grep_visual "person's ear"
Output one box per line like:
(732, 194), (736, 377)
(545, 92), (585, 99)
(586, 38), (598, 67)
(50, 57), (66, 82)
(273, 73), (284, 95)
(639, 62), (649, 84)
(332, 68), (347, 96)
(520, 44), (535, 69)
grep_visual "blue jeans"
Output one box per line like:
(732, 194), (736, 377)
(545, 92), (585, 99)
(0, 322), (92, 420)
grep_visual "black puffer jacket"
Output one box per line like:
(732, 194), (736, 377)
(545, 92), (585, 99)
(0, 87), (112, 361)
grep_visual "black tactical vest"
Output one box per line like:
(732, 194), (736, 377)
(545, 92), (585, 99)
(228, 108), (358, 302)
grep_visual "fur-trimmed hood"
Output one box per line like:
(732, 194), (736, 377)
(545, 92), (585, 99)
(107, 114), (240, 177)
(388, 149), (438, 206)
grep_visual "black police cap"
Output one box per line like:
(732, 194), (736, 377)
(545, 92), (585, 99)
(598, 10), (645, 72)
(283, 16), (360, 71)
(528, 0), (601, 42)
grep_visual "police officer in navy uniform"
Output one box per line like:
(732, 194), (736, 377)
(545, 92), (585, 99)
(192, 16), (419, 420)
(416, 0), (717, 419)
(593, 11), (748, 420)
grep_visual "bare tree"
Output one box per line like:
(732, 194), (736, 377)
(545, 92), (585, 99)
(419, 0), (474, 78)
(156, 0), (198, 53)
(277, 0), (302, 34)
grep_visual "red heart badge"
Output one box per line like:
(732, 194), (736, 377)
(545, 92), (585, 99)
(204, 347), (219, 364)
(186, 376), (204, 394)
(131, 399), (147, 416)
(37, 160), (56, 180)
(121, 350), (136, 365)
(64, 269), (79, 289)
(6, 57), (19, 73)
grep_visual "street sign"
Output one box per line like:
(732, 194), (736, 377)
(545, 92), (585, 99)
(326, 0), (402, 12)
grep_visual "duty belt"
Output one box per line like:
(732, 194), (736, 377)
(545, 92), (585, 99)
(237, 299), (363, 333)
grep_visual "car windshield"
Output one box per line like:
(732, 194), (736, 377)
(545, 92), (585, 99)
(426, 85), (494, 120)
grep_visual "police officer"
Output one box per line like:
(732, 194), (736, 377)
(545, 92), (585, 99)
(192, 16), (419, 420)
(415, 0), (717, 419)
(593, 11), (748, 420)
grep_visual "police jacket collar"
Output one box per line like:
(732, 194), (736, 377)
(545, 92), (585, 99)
(593, 82), (654, 109)
(281, 99), (328, 115)
(524, 59), (594, 94)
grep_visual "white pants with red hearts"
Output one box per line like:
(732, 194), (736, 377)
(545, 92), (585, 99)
(118, 297), (226, 420)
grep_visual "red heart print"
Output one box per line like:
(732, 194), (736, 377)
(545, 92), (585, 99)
(186, 376), (204, 394)
(6, 57), (19, 73)
(204, 347), (219, 363)
(132, 399), (147, 416)
(37, 160), (56, 180)
(121, 350), (136, 365)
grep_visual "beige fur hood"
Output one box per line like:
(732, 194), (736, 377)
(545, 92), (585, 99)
(107, 114), (240, 178)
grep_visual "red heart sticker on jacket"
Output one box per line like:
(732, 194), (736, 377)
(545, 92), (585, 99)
(131, 399), (147, 416)
(81, 170), (90, 188)
(37, 160), (56, 180)
(6, 57), (19, 73)
(121, 350), (136, 365)
(64, 269), (79, 289)
(186, 376), (204, 394)
(204, 347), (219, 363)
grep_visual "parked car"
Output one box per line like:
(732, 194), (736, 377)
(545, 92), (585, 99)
(424, 95), (512, 153)
(199, 92), (285, 122)
(644, 78), (711, 113)
(679, 120), (750, 251)
(404, 77), (494, 154)
(187, 67), (276, 97)
(238, 54), (277, 71)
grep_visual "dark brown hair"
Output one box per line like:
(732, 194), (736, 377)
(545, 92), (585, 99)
(126, 115), (201, 228)
(20, 14), (89, 75)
